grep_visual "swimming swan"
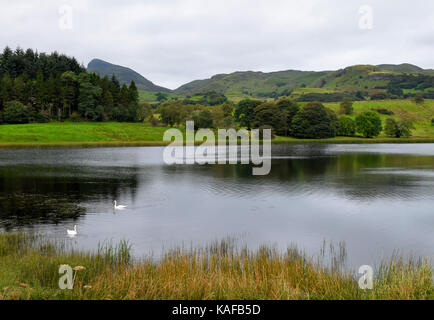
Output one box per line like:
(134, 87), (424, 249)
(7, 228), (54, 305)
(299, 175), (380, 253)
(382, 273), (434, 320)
(67, 225), (77, 236)
(113, 200), (127, 210)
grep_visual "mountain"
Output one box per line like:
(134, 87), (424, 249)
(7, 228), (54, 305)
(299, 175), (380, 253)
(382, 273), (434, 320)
(174, 70), (330, 96)
(87, 59), (171, 93)
(174, 63), (431, 98)
(87, 59), (432, 99)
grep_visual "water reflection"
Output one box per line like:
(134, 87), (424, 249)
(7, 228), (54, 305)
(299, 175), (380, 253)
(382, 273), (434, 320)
(0, 144), (433, 267)
(0, 163), (141, 227)
(162, 151), (434, 201)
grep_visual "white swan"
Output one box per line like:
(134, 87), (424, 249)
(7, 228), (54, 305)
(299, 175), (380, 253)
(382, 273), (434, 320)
(113, 200), (127, 210)
(67, 225), (77, 236)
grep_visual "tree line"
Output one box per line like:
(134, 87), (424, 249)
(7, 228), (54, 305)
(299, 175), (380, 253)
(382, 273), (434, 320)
(156, 97), (413, 139)
(0, 47), (151, 124)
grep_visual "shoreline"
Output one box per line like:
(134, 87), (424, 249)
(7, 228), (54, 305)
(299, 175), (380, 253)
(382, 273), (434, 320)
(0, 232), (432, 300)
(0, 137), (434, 149)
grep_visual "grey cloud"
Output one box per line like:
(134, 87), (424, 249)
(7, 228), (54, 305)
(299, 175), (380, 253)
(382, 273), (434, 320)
(0, 0), (434, 89)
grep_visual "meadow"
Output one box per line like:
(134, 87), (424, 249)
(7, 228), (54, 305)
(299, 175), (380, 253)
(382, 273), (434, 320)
(0, 99), (433, 148)
(0, 232), (432, 300)
(0, 122), (171, 147)
(139, 90), (179, 103)
(325, 99), (434, 138)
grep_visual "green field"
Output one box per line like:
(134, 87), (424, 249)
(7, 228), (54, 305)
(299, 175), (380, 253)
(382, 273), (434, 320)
(0, 122), (170, 146)
(138, 90), (179, 103)
(324, 99), (434, 138)
(0, 100), (433, 147)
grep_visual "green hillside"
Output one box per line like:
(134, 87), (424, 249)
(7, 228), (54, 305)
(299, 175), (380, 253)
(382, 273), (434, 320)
(86, 58), (434, 103)
(175, 70), (329, 97)
(87, 59), (172, 93)
(173, 64), (434, 102)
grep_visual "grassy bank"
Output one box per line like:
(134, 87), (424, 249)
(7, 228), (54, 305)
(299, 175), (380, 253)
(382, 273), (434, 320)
(0, 122), (170, 143)
(0, 98), (433, 148)
(0, 232), (432, 300)
(0, 122), (434, 149)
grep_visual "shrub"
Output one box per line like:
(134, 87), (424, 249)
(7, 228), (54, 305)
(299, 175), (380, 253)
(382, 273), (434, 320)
(384, 118), (398, 137)
(3, 101), (29, 124)
(34, 110), (51, 123)
(291, 102), (337, 139)
(384, 118), (414, 138)
(370, 92), (388, 100)
(355, 111), (382, 138)
(136, 102), (152, 122)
(68, 112), (81, 122)
(431, 118), (434, 126)
(414, 94), (424, 104)
(295, 92), (346, 102)
(337, 116), (356, 137)
(150, 116), (159, 127)
(376, 108), (394, 115)
(339, 98), (354, 115)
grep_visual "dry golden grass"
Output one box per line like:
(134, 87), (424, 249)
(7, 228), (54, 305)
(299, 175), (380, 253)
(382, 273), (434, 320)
(0, 233), (432, 300)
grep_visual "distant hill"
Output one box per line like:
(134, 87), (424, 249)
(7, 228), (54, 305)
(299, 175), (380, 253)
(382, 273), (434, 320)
(87, 59), (171, 93)
(174, 63), (432, 99)
(174, 70), (330, 96)
(87, 59), (433, 100)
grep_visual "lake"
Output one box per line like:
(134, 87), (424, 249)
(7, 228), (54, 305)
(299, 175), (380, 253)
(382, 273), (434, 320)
(1, 144), (434, 269)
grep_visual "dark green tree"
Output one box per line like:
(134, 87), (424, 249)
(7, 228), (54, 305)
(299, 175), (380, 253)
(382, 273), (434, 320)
(253, 102), (287, 135)
(77, 73), (103, 121)
(276, 98), (299, 136)
(337, 116), (356, 136)
(156, 92), (168, 102)
(234, 99), (263, 130)
(128, 81), (139, 104)
(355, 111), (382, 138)
(291, 102), (337, 139)
(384, 118), (414, 138)
(158, 101), (181, 126)
(0, 74), (13, 109)
(2, 100), (29, 124)
(136, 102), (152, 122)
(339, 98), (354, 115)
(60, 71), (78, 118)
(192, 109), (213, 129)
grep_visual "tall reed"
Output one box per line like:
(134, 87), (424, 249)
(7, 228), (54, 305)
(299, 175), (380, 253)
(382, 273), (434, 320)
(0, 232), (432, 300)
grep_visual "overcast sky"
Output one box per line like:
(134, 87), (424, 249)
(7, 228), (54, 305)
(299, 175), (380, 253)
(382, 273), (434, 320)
(1, 0), (434, 89)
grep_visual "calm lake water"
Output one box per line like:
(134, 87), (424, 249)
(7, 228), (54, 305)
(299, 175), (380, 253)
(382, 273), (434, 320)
(1, 144), (434, 268)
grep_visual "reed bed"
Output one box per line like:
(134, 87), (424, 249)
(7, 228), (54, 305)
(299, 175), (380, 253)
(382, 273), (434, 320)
(0, 233), (432, 300)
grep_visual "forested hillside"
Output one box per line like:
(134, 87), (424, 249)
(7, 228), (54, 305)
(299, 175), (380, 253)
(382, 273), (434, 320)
(0, 47), (150, 124)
